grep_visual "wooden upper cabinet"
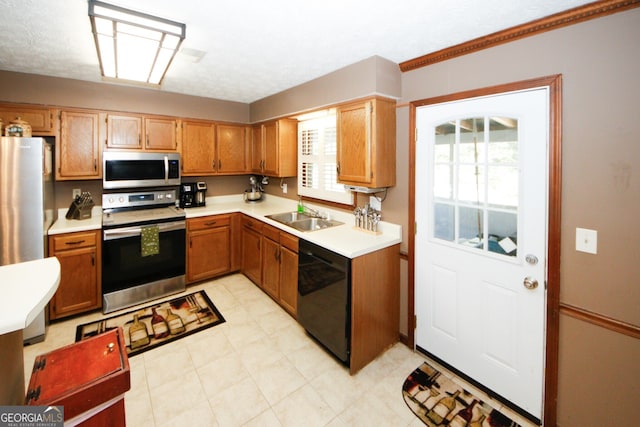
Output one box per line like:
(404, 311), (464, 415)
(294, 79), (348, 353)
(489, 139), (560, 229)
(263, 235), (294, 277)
(0, 103), (55, 135)
(182, 121), (249, 176)
(251, 125), (263, 172)
(336, 97), (396, 188)
(252, 118), (297, 177)
(106, 114), (143, 149)
(57, 110), (101, 180)
(145, 116), (178, 151)
(216, 123), (249, 174)
(181, 120), (216, 175)
(105, 113), (178, 151)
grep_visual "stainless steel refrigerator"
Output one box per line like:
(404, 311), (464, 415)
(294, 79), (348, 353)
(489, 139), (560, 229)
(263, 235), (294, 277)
(0, 137), (56, 344)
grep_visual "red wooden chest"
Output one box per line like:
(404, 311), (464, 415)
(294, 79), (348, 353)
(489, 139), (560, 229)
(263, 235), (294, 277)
(25, 327), (131, 426)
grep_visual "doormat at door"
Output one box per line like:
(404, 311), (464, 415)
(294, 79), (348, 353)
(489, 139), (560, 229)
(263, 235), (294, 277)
(75, 291), (225, 357)
(403, 362), (523, 427)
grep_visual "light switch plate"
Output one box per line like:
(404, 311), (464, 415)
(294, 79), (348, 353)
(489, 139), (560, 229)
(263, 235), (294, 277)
(576, 228), (598, 254)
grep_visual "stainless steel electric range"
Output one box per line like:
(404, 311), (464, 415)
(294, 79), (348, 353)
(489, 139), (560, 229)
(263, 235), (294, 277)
(101, 188), (186, 313)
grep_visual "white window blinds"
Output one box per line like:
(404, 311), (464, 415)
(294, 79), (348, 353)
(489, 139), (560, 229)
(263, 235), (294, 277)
(298, 114), (353, 205)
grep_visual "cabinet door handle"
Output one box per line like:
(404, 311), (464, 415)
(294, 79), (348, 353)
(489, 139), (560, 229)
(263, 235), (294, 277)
(91, 254), (95, 266)
(64, 240), (86, 246)
(146, 134), (150, 148)
(204, 221), (217, 227)
(212, 160), (216, 170)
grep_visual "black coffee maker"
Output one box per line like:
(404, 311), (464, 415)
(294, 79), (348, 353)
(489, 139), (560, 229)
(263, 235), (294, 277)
(180, 182), (207, 208)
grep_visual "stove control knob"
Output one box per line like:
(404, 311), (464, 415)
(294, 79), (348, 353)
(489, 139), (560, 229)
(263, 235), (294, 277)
(108, 197), (114, 204)
(118, 196), (125, 203)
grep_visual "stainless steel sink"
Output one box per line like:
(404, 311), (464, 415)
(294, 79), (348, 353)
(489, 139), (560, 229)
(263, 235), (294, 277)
(266, 211), (312, 224)
(288, 217), (343, 231)
(266, 211), (343, 232)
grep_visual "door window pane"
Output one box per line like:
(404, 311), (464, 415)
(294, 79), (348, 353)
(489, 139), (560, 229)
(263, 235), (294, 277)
(458, 206), (484, 249)
(488, 166), (518, 208)
(431, 116), (519, 258)
(433, 165), (454, 200)
(459, 117), (485, 164)
(434, 203), (454, 241)
(458, 165), (485, 205)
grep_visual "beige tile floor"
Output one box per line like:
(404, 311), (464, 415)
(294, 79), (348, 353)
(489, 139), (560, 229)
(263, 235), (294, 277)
(23, 274), (536, 427)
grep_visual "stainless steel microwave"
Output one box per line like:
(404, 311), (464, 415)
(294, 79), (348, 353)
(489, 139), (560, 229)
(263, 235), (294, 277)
(103, 152), (181, 189)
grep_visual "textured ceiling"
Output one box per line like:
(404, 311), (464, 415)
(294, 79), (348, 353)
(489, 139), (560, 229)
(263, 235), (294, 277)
(0, 0), (594, 103)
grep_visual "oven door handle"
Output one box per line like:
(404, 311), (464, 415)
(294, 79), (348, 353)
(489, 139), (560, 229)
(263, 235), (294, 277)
(103, 221), (186, 241)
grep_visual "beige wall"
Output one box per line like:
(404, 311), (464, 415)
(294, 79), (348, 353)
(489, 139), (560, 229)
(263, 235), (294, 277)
(250, 55), (401, 122)
(0, 70), (249, 123)
(400, 9), (640, 426)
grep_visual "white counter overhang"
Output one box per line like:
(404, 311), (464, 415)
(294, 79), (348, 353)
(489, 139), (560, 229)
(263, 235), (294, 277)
(0, 257), (61, 335)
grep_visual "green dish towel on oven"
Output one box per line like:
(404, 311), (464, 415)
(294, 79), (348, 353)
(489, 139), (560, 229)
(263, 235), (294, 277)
(141, 225), (160, 257)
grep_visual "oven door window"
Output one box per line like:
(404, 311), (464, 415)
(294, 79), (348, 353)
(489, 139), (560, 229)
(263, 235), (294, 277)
(103, 224), (185, 293)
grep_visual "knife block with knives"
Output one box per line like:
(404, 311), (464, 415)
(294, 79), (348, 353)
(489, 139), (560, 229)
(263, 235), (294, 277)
(66, 192), (95, 220)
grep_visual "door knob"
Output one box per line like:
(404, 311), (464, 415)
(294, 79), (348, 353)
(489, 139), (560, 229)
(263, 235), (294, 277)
(523, 276), (538, 290)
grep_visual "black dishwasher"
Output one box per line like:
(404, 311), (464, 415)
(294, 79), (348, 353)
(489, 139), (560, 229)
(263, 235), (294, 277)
(297, 239), (351, 365)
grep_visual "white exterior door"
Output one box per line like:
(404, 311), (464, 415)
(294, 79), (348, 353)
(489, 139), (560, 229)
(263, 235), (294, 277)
(415, 87), (549, 419)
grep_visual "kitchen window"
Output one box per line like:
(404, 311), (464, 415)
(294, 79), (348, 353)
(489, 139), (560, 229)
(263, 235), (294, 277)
(297, 111), (353, 205)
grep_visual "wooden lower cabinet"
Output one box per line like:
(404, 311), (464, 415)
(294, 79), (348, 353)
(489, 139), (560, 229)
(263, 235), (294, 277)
(241, 215), (263, 285)
(349, 243), (400, 374)
(247, 221), (299, 317)
(48, 230), (101, 320)
(186, 214), (233, 283)
(261, 230), (280, 299)
(278, 233), (298, 317)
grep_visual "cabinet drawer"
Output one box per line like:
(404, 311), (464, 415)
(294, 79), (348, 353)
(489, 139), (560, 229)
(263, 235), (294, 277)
(280, 232), (298, 253)
(242, 215), (263, 232)
(52, 231), (97, 251)
(188, 215), (230, 231)
(262, 224), (280, 242)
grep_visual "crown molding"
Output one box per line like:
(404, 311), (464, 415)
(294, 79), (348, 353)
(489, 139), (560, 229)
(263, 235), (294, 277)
(399, 0), (640, 72)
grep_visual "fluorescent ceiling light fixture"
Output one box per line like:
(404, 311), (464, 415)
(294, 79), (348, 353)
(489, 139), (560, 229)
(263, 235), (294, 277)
(88, 0), (186, 85)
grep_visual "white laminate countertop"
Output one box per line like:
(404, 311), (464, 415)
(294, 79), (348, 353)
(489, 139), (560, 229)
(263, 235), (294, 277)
(48, 206), (103, 235)
(48, 194), (402, 258)
(0, 257), (60, 335)
(186, 195), (402, 258)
